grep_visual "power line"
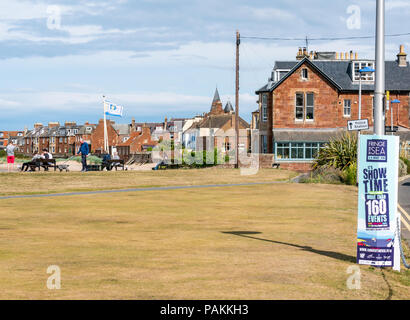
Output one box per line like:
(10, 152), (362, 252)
(241, 32), (410, 42)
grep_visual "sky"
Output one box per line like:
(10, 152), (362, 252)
(1, 0), (410, 130)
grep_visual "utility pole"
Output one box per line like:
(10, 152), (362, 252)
(374, 0), (385, 135)
(235, 30), (240, 168)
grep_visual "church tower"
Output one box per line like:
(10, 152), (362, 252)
(209, 88), (224, 115)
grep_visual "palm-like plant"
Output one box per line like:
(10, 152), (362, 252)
(313, 133), (357, 171)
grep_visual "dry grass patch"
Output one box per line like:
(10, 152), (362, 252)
(0, 182), (409, 299)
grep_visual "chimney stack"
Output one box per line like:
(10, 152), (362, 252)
(397, 44), (407, 67)
(296, 47), (304, 60)
(64, 121), (76, 127)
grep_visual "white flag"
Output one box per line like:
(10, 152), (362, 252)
(104, 101), (123, 117)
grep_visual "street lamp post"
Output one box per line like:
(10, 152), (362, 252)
(391, 99), (400, 134)
(356, 67), (375, 183)
(374, 0), (385, 135)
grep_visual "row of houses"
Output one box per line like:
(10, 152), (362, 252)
(4, 88), (250, 161)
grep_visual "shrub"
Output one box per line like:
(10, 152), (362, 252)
(341, 163), (357, 185)
(399, 158), (407, 177)
(400, 157), (410, 174)
(313, 133), (357, 171)
(71, 155), (102, 165)
(0, 149), (5, 157)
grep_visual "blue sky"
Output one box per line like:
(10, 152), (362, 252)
(1, 0), (410, 130)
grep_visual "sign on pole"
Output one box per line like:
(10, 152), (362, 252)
(348, 119), (369, 131)
(357, 135), (400, 271)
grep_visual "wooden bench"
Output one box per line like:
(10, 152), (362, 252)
(272, 163), (281, 169)
(152, 163), (180, 170)
(35, 159), (57, 171)
(105, 159), (125, 171)
(86, 164), (101, 172)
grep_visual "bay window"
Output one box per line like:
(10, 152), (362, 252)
(275, 142), (325, 160)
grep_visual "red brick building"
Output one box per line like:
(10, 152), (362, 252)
(254, 46), (410, 170)
(23, 122), (96, 157)
(117, 125), (158, 161)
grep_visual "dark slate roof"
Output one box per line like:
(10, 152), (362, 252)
(224, 101), (234, 113)
(273, 129), (344, 142)
(274, 61), (299, 70)
(212, 87), (221, 103)
(257, 57), (410, 93)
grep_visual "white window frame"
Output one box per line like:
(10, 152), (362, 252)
(352, 61), (375, 82)
(274, 69), (291, 82)
(261, 94), (268, 122)
(344, 99), (351, 117)
(295, 93), (304, 121)
(306, 93), (314, 121)
(301, 68), (308, 80)
(295, 92), (314, 121)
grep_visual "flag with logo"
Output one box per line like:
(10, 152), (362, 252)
(104, 101), (123, 117)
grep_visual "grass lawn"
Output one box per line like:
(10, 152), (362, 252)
(0, 170), (409, 299)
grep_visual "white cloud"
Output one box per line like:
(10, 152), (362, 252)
(386, 1), (410, 11)
(247, 7), (296, 20)
(0, 90), (256, 119)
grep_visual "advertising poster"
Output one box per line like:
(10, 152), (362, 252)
(357, 135), (400, 270)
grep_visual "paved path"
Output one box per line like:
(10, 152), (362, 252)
(0, 181), (290, 201)
(398, 176), (410, 247)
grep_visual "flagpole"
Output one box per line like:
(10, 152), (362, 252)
(103, 96), (108, 154)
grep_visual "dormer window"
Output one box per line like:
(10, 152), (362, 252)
(274, 69), (291, 81)
(301, 68), (308, 80)
(353, 61), (375, 82)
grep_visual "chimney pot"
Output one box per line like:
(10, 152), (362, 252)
(397, 44), (407, 67)
(296, 47), (304, 60)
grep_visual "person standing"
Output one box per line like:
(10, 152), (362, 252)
(77, 138), (90, 172)
(6, 142), (17, 172)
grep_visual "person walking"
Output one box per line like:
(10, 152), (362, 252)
(6, 141), (17, 172)
(77, 138), (90, 172)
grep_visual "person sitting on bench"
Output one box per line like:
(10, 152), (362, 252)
(112, 152), (121, 168)
(41, 148), (53, 171)
(101, 153), (112, 171)
(153, 152), (168, 170)
(21, 153), (44, 172)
